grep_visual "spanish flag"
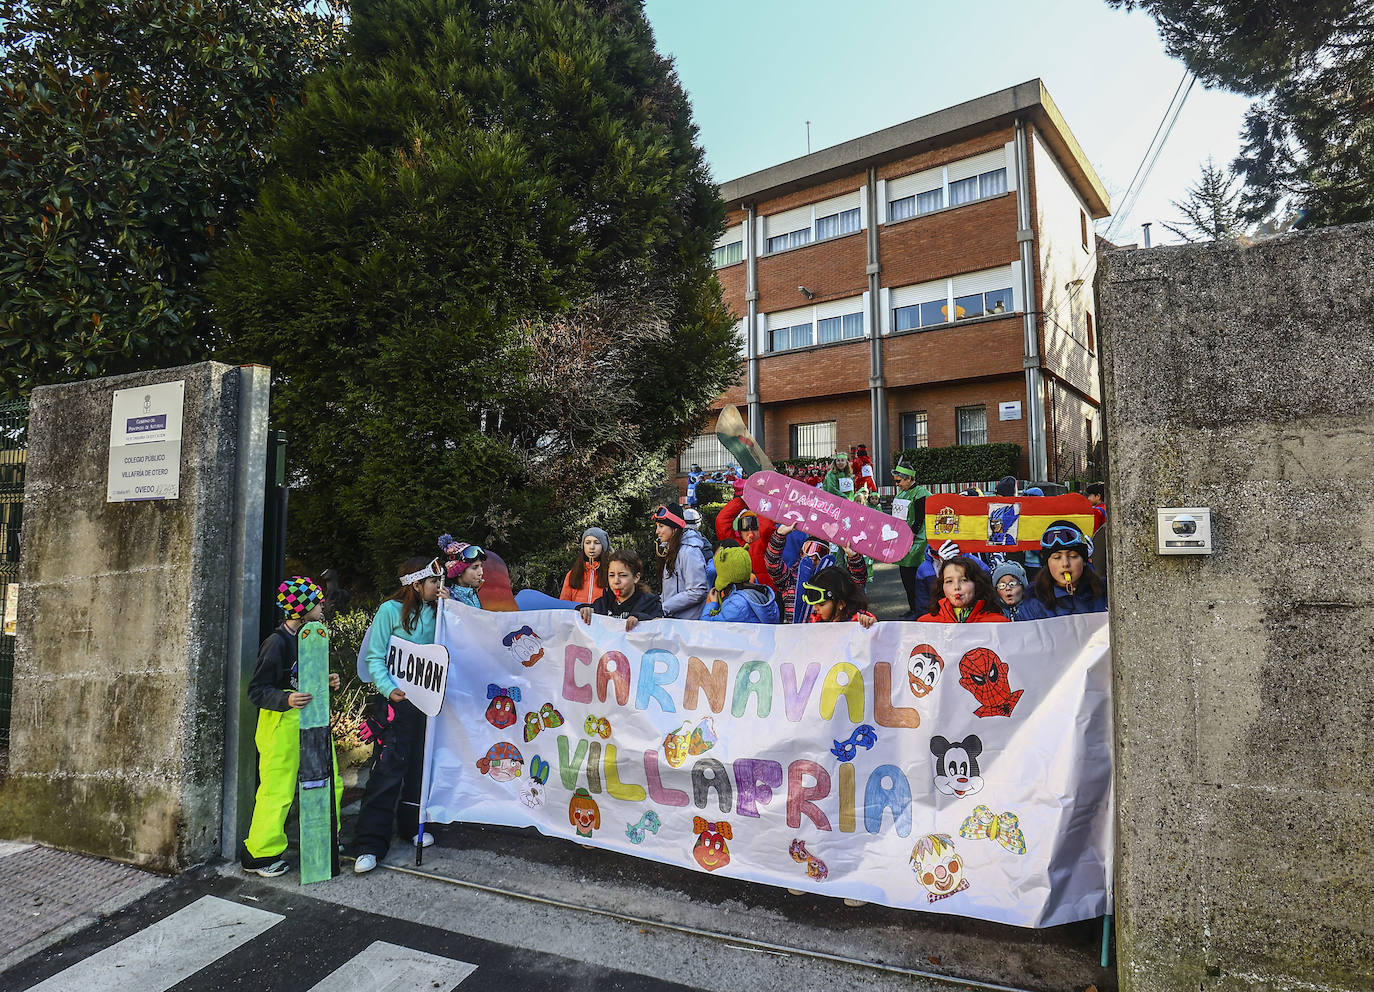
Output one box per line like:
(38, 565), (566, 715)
(924, 494), (1095, 553)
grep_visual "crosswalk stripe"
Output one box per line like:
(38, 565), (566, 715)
(305, 940), (477, 991)
(23, 895), (283, 992)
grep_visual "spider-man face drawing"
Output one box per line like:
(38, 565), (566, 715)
(958, 647), (1024, 718)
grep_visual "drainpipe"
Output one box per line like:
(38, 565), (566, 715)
(744, 203), (762, 446)
(865, 167), (888, 484)
(1014, 118), (1048, 481)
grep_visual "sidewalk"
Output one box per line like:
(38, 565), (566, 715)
(0, 841), (165, 975)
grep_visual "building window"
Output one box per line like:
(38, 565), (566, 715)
(1085, 311), (1095, 352)
(766, 228), (811, 254)
(956, 405), (987, 446)
(949, 167), (1007, 208)
(954, 286), (1014, 321)
(917, 188), (944, 214)
(817, 311), (864, 343)
(1081, 209), (1089, 251)
(888, 186), (945, 222)
(900, 411), (929, 450)
(680, 433), (733, 473)
(790, 421), (836, 459)
(894, 298), (948, 332)
(770, 321), (813, 352)
(711, 240), (743, 268)
(979, 168), (1008, 198)
(815, 207), (860, 241)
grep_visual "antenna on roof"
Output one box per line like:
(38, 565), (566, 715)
(806, 121), (811, 155)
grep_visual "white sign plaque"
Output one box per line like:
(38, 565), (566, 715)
(107, 380), (185, 502)
(998, 401), (1022, 421)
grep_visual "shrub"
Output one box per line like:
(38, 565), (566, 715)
(892, 443), (1021, 484)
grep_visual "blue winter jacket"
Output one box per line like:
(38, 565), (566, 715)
(700, 584), (780, 624)
(447, 584), (481, 608)
(1014, 584), (1108, 620)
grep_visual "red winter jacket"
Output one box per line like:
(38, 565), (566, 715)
(715, 496), (777, 592)
(917, 598), (1009, 624)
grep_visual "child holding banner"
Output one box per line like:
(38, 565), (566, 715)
(240, 577), (343, 877)
(801, 564), (876, 627)
(918, 556), (1008, 624)
(766, 522), (866, 623)
(353, 556), (445, 874)
(1015, 522), (1108, 620)
(575, 548), (664, 630)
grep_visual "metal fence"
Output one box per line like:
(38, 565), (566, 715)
(0, 399), (27, 754)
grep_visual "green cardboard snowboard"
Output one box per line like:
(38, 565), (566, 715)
(714, 403), (772, 476)
(297, 621), (338, 884)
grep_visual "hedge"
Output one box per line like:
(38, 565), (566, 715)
(892, 442), (1021, 484)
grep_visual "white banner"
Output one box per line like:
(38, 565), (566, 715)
(427, 603), (1112, 928)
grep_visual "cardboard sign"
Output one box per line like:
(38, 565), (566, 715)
(385, 637), (450, 716)
(925, 494), (1095, 553)
(715, 403), (772, 476)
(742, 470), (914, 563)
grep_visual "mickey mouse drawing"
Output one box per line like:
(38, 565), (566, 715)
(929, 734), (984, 798)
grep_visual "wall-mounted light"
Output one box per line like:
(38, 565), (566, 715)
(798, 285), (815, 299)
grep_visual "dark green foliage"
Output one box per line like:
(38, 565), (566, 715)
(891, 443), (1022, 485)
(1107, 0), (1374, 227)
(0, 0), (345, 398)
(210, 0), (738, 594)
(1164, 158), (1244, 242)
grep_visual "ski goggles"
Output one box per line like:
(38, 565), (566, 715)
(1040, 524), (1092, 556)
(732, 512), (759, 532)
(400, 558), (444, 585)
(800, 582), (834, 607)
(651, 505), (687, 528)
(457, 544), (487, 562)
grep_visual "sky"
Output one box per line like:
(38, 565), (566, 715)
(641, 0), (1255, 246)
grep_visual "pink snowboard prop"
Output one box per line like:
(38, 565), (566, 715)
(741, 471), (914, 564)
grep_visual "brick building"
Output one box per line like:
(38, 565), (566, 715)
(679, 79), (1110, 488)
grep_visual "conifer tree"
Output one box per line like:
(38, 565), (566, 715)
(1162, 158), (1244, 242)
(210, 0), (739, 591)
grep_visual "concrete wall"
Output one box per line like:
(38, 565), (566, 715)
(0, 362), (252, 872)
(1097, 223), (1374, 992)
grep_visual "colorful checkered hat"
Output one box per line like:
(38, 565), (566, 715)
(277, 576), (324, 618)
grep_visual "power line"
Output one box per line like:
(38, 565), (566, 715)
(1105, 71), (1196, 241)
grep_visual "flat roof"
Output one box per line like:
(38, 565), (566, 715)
(718, 79), (1111, 219)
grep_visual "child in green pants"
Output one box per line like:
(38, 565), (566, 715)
(241, 576), (344, 877)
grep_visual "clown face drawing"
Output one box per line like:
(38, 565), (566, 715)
(692, 818), (732, 872)
(909, 834), (969, 903)
(907, 644), (945, 699)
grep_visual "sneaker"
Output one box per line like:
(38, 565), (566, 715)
(245, 859), (290, 878)
(353, 853), (377, 874)
(787, 888), (804, 896)
(412, 832), (435, 848)
(843, 898), (867, 907)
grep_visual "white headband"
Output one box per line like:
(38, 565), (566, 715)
(401, 558), (442, 586)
